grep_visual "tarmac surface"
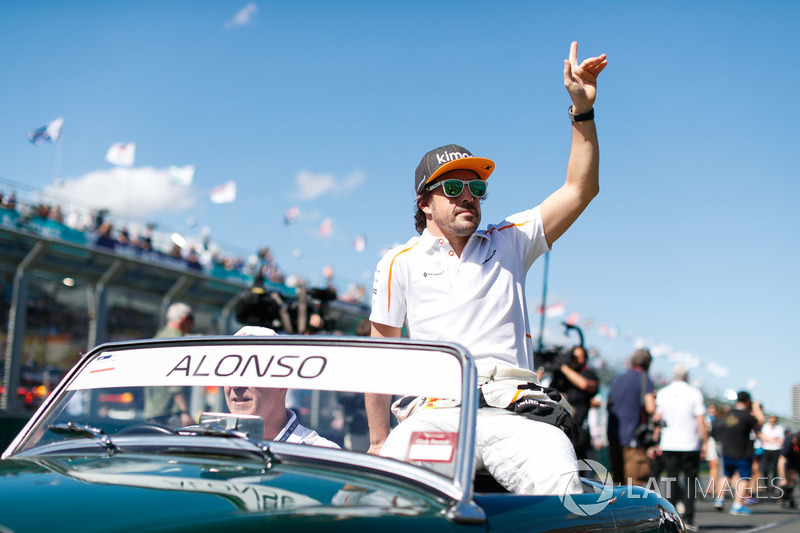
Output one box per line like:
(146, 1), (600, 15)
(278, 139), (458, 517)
(673, 493), (800, 532)
(690, 495), (800, 532)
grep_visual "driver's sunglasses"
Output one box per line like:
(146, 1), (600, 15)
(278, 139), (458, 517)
(427, 179), (488, 199)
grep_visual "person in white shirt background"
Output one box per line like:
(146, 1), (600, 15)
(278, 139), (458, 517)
(654, 364), (707, 531)
(759, 414), (785, 496)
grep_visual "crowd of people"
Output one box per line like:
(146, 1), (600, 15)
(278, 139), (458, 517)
(0, 186), (369, 306)
(603, 347), (798, 530)
(0, 190), (263, 279)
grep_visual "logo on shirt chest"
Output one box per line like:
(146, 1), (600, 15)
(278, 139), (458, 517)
(422, 270), (444, 278)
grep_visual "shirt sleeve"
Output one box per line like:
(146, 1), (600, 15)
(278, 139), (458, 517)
(369, 245), (408, 328)
(693, 390), (706, 417)
(487, 206), (550, 271)
(654, 390), (663, 416)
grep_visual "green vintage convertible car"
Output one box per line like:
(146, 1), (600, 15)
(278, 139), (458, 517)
(0, 335), (684, 532)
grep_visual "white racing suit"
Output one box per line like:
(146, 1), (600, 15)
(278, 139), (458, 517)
(380, 365), (582, 496)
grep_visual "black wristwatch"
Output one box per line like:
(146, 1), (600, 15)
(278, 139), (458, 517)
(568, 106), (595, 122)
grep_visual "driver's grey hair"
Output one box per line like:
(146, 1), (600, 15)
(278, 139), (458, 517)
(166, 302), (193, 323)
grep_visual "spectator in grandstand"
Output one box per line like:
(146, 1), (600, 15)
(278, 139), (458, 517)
(116, 227), (131, 247)
(1, 191), (17, 209)
(95, 222), (116, 249)
(49, 204), (64, 224)
(185, 247), (202, 270)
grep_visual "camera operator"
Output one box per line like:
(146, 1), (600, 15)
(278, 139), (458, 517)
(235, 275), (336, 335)
(549, 345), (598, 460)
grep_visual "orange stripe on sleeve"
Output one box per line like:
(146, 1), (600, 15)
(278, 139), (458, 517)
(486, 219), (532, 235)
(387, 243), (417, 313)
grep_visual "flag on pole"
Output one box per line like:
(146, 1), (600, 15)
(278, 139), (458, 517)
(538, 302), (564, 318)
(168, 165), (195, 186)
(353, 234), (367, 252)
(565, 311), (580, 326)
(598, 323), (619, 339)
(319, 218), (333, 237)
(284, 206), (299, 225)
(105, 142), (136, 166)
(210, 181), (236, 204)
(28, 117), (64, 144)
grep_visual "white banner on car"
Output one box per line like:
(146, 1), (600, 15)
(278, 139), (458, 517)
(68, 344), (463, 401)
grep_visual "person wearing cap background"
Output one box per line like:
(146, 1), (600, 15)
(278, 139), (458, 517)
(144, 302), (196, 426)
(653, 364), (707, 531)
(606, 348), (656, 487)
(366, 41), (607, 495)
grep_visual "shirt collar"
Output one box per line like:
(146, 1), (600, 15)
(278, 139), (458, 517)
(274, 409), (298, 441)
(420, 228), (489, 252)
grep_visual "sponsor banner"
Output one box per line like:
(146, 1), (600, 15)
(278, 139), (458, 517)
(69, 344), (463, 400)
(25, 216), (88, 244)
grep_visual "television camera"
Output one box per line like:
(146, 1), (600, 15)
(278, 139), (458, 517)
(234, 276), (337, 334)
(534, 321), (585, 373)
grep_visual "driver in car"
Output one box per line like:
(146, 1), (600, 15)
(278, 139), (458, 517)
(367, 42), (607, 495)
(224, 385), (339, 448)
(228, 326), (340, 448)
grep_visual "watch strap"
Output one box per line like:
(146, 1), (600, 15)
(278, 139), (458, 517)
(568, 106), (595, 122)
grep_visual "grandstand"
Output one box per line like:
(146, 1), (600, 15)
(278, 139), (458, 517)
(0, 189), (369, 445)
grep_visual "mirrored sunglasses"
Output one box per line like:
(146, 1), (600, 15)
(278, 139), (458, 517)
(427, 179), (488, 198)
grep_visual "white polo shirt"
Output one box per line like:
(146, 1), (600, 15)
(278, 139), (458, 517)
(655, 380), (706, 452)
(370, 206), (550, 372)
(277, 409), (340, 448)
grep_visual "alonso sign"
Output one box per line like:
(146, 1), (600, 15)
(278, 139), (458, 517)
(68, 342), (463, 400)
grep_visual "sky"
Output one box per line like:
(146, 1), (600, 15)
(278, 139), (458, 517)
(1, 1), (798, 417)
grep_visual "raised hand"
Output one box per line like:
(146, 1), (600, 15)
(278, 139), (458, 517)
(563, 41), (607, 114)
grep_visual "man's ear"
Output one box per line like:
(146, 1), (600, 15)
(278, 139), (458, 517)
(418, 194), (432, 215)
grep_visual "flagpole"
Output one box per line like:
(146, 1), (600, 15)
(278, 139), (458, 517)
(536, 251), (550, 354)
(54, 130), (63, 181)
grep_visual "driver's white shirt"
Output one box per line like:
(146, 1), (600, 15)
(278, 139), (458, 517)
(370, 206), (550, 373)
(276, 409), (340, 449)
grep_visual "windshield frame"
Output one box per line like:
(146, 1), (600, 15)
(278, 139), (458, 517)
(3, 335), (480, 507)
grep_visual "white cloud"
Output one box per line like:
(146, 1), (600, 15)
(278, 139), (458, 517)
(225, 2), (258, 28)
(290, 170), (365, 201)
(43, 167), (196, 217)
(342, 170), (366, 189)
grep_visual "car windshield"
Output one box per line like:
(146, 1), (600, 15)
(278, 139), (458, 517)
(12, 338), (471, 484)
